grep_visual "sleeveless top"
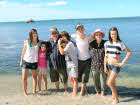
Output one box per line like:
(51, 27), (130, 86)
(75, 35), (91, 60)
(38, 49), (47, 68)
(23, 41), (39, 63)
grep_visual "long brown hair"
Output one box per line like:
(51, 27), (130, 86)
(109, 27), (121, 43)
(60, 31), (71, 41)
(29, 29), (39, 43)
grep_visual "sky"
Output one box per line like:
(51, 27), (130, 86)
(0, 0), (140, 22)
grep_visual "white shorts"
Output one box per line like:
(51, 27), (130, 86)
(67, 67), (78, 78)
(38, 67), (48, 75)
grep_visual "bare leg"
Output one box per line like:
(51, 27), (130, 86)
(108, 71), (115, 100)
(64, 82), (68, 92)
(43, 74), (47, 91)
(31, 70), (37, 94)
(84, 84), (88, 95)
(101, 91), (105, 96)
(55, 81), (59, 91)
(70, 77), (74, 88)
(108, 71), (119, 104)
(38, 74), (42, 91)
(73, 78), (78, 96)
(22, 69), (29, 96)
(96, 91), (100, 96)
(80, 83), (86, 97)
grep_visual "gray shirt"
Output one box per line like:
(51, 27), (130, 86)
(64, 41), (78, 68)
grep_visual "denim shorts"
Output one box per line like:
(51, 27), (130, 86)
(22, 60), (38, 70)
(107, 64), (120, 74)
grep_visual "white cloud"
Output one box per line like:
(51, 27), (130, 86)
(47, 1), (67, 6)
(27, 3), (41, 8)
(0, 1), (41, 8)
(0, 1), (67, 8)
(119, 5), (125, 8)
(0, 1), (8, 5)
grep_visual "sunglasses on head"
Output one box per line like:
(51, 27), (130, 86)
(51, 32), (58, 35)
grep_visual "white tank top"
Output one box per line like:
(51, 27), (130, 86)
(23, 41), (39, 63)
(75, 35), (91, 60)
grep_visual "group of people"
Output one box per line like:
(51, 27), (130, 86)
(20, 24), (132, 104)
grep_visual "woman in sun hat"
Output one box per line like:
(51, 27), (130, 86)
(89, 29), (107, 96)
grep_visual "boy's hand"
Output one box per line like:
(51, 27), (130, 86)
(20, 61), (23, 67)
(58, 38), (62, 45)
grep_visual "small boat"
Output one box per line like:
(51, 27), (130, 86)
(25, 19), (34, 23)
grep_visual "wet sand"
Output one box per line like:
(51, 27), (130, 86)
(0, 74), (140, 105)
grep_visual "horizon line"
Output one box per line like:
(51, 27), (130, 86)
(0, 16), (140, 23)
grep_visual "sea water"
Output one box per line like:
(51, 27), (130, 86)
(0, 17), (140, 80)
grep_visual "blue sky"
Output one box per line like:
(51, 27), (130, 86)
(0, 0), (140, 22)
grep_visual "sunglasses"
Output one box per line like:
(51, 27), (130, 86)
(51, 33), (58, 35)
(95, 35), (102, 36)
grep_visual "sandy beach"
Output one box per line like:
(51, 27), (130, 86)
(0, 73), (140, 105)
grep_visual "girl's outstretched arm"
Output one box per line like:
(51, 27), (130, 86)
(117, 47), (132, 67)
(20, 40), (27, 67)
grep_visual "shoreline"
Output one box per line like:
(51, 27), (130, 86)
(0, 74), (140, 105)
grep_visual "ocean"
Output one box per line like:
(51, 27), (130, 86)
(0, 17), (140, 79)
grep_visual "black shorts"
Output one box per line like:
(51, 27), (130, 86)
(78, 58), (91, 83)
(50, 68), (68, 84)
(22, 60), (38, 70)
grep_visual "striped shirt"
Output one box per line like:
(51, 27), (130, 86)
(104, 41), (127, 58)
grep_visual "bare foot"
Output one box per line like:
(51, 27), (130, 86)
(112, 99), (119, 104)
(71, 92), (77, 97)
(64, 91), (68, 95)
(70, 93), (76, 97)
(96, 92), (100, 96)
(38, 90), (42, 94)
(101, 91), (105, 97)
(24, 92), (28, 96)
(32, 91), (36, 95)
(79, 92), (84, 99)
(108, 96), (115, 102)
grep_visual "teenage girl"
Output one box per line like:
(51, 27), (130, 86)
(20, 29), (42, 96)
(104, 27), (132, 104)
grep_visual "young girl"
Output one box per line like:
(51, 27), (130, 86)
(104, 27), (132, 104)
(20, 29), (42, 96)
(71, 24), (92, 97)
(90, 29), (107, 96)
(58, 31), (78, 96)
(38, 42), (48, 92)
